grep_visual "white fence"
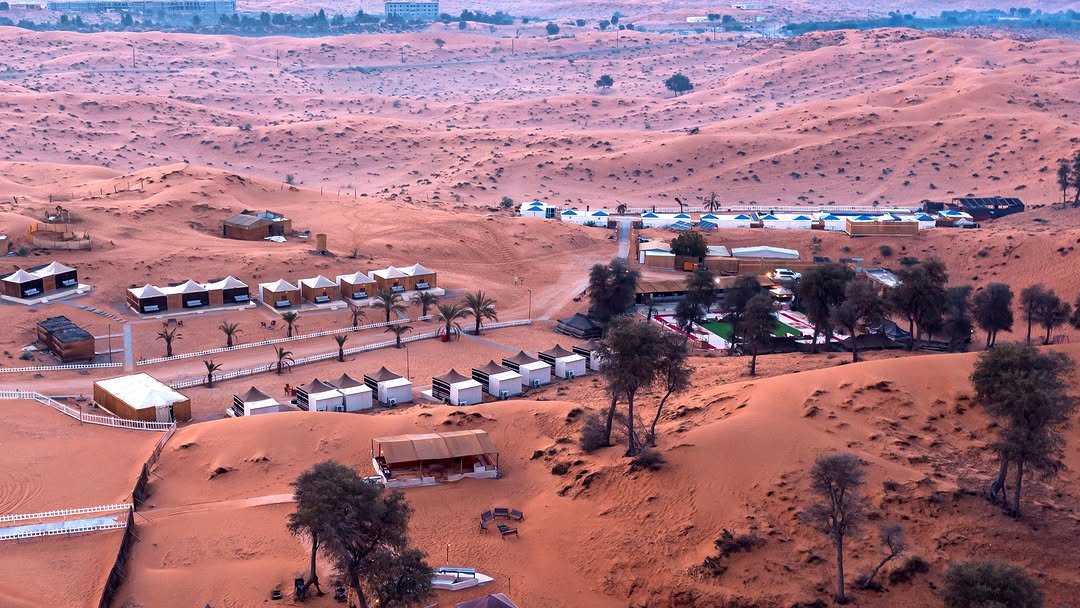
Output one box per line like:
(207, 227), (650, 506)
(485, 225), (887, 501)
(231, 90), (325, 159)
(0, 503), (129, 524)
(168, 319), (533, 389)
(137, 316), (433, 367)
(0, 391), (175, 432)
(0, 362), (122, 374)
(0, 516), (128, 541)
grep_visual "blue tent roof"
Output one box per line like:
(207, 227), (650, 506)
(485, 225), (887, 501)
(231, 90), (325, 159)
(915, 213), (934, 220)
(591, 210), (609, 216)
(561, 209), (578, 216)
(642, 212), (659, 218)
(760, 214), (779, 221)
(527, 204), (544, 210)
(701, 213), (719, 220)
(698, 221), (717, 230)
(674, 213), (691, 219)
(671, 221), (694, 231)
(856, 214), (875, 221)
(822, 214), (841, 220)
(793, 215), (812, 221)
(734, 214), (752, 220)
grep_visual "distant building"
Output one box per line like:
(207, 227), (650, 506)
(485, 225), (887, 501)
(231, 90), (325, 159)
(384, 0), (438, 21)
(45, 0), (234, 18)
(36, 316), (95, 363)
(222, 209), (291, 241)
(949, 197), (1025, 221)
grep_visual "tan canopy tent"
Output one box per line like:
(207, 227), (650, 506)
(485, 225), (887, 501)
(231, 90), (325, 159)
(373, 429), (497, 465)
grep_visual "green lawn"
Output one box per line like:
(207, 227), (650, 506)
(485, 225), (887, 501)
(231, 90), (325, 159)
(700, 318), (803, 340)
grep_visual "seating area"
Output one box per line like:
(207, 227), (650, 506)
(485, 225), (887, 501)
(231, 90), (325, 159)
(479, 508), (524, 538)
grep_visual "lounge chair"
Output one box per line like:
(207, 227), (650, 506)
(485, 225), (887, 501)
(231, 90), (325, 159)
(479, 518), (490, 533)
(510, 509), (524, 521)
(493, 507), (509, 519)
(497, 524), (518, 539)
(480, 509), (494, 522)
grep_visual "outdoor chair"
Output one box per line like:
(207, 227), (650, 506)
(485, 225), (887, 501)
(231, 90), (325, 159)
(493, 507), (510, 519)
(479, 518), (490, 533)
(480, 510), (494, 521)
(497, 524), (518, 539)
(510, 509), (524, 521)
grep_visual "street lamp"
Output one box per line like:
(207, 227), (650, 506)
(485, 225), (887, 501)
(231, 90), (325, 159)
(404, 343), (411, 379)
(526, 288), (533, 320)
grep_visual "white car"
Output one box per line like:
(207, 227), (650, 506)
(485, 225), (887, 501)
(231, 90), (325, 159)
(769, 268), (802, 282)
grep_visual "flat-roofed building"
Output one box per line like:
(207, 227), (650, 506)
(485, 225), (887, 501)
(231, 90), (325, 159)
(384, 0), (438, 21)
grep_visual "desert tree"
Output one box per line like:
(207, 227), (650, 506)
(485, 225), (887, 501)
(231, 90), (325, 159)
(971, 344), (1077, 516)
(674, 267), (717, 334)
(1034, 289), (1070, 344)
(288, 460), (353, 597)
(595, 74), (614, 90)
(1072, 294), (1080, 329)
(334, 335), (348, 362)
(805, 453), (866, 604)
(599, 316), (664, 454)
(281, 311), (300, 338)
(203, 359), (222, 388)
(435, 302), (468, 340)
(724, 274), (763, 347)
(888, 258), (948, 350)
(587, 258), (640, 323)
(796, 263), (854, 352)
(410, 291), (437, 318)
(1057, 158), (1072, 205)
(463, 290), (497, 335)
(740, 293), (777, 376)
(668, 229), (709, 259)
(385, 323), (413, 348)
(1019, 284), (1046, 343)
(433, 37), (445, 48)
(218, 321), (242, 348)
(972, 283), (1014, 349)
(647, 332), (693, 445)
(348, 303), (366, 328)
(703, 191), (721, 212)
(156, 327), (181, 357)
(943, 285), (974, 352)
(831, 280), (885, 363)
(664, 73), (693, 96)
(1071, 149), (1080, 206)
(943, 560), (1043, 608)
(545, 21), (559, 34)
(372, 287), (407, 324)
(289, 461), (434, 607)
(858, 523), (906, 590)
(275, 346), (294, 375)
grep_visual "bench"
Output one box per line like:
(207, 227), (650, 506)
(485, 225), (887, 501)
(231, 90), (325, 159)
(493, 507), (510, 519)
(497, 524), (518, 539)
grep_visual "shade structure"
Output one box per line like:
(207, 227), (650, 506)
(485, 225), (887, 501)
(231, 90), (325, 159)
(231, 386), (281, 417)
(373, 429), (497, 466)
(93, 373), (191, 422)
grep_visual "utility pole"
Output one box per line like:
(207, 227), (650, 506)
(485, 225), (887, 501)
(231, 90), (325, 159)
(131, 46), (135, 69)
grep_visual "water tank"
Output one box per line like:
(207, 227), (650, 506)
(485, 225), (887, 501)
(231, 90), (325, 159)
(315, 233), (327, 252)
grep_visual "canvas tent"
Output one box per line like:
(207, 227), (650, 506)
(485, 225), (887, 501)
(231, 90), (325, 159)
(329, 373), (373, 411)
(94, 373), (191, 422)
(502, 351), (551, 388)
(400, 263), (437, 290)
(296, 378), (344, 412)
(338, 271), (376, 300)
(259, 279), (300, 309)
(538, 345), (586, 379)
(204, 276), (251, 305)
(299, 275), (339, 304)
(573, 340), (605, 371)
(371, 429), (499, 486)
(364, 366), (413, 405)
(432, 369), (483, 405)
(229, 386), (282, 417)
(556, 313), (604, 340)
(471, 360), (523, 398)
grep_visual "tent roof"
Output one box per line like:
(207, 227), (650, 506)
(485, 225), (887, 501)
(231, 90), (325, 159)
(557, 313), (601, 332)
(261, 279), (298, 292)
(433, 369), (471, 384)
(575, 339), (603, 352)
(95, 374), (187, 410)
(366, 366), (403, 382)
(298, 378), (337, 394)
(237, 386), (274, 403)
(456, 594), (519, 608)
(401, 263), (435, 277)
(337, 272), (376, 284)
(371, 266), (408, 279)
(176, 279), (206, 294)
(35, 261), (76, 276)
(204, 275), (248, 290)
(330, 373), (367, 389)
(129, 284), (165, 298)
(560, 209), (579, 216)
(730, 246), (799, 259)
(3, 269), (40, 284)
(474, 360), (510, 375)
(504, 350), (539, 365)
(299, 275), (337, 289)
(224, 213), (266, 227)
(540, 344), (574, 358)
(374, 429), (497, 465)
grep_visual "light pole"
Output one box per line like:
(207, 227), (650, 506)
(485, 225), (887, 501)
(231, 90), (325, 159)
(405, 343), (411, 379)
(526, 288), (533, 320)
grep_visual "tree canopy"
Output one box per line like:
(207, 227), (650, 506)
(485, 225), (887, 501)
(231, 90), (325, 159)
(943, 560), (1044, 608)
(669, 230), (708, 258)
(796, 263), (854, 351)
(588, 258), (639, 323)
(664, 73), (694, 96)
(972, 283), (1014, 349)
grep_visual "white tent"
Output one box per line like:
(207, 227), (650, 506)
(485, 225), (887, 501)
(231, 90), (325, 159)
(914, 213), (937, 229)
(711, 213), (754, 229)
(231, 387), (282, 417)
(554, 354), (586, 379)
(330, 374), (374, 412)
(520, 200), (550, 218)
(299, 275), (337, 289)
(299, 379), (345, 412)
(519, 361), (551, 387)
(641, 212), (676, 228)
(815, 213), (847, 231)
(760, 213), (813, 230)
(730, 246), (800, 259)
(559, 209), (588, 225)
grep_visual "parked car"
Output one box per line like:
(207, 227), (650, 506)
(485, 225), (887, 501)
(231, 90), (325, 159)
(769, 268), (802, 282)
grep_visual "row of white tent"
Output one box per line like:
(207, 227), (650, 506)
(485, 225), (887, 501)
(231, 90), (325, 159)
(541, 207), (968, 231)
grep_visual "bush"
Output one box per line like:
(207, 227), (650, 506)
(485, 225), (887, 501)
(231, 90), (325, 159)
(943, 560), (1043, 608)
(714, 528), (764, 557)
(579, 412), (609, 452)
(629, 448), (665, 471)
(888, 555), (930, 585)
(879, 244), (894, 257)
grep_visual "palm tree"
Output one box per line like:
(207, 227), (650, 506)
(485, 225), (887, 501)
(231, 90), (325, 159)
(703, 191), (721, 213)
(219, 321), (241, 348)
(435, 302), (469, 341)
(203, 359), (222, 387)
(615, 202), (628, 215)
(334, 335), (348, 362)
(275, 346), (294, 375)
(411, 291), (437, 318)
(156, 327), (181, 357)
(347, 303), (366, 328)
(464, 290), (498, 335)
(281, 311), (300, 337)
(372, 287), (407, 323)
(385, 324), (413, 348)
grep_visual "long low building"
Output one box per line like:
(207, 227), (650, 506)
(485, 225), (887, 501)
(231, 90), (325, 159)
(371, 429), (499, 488)
(1, 261), (80, 301)
(93, 373), (191, 422)
(36, 316), (95, 363)
(128, 276), (251, 315)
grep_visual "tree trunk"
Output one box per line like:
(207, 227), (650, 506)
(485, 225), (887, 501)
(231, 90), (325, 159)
(835, 534), (847, 603)
(749, 350), (758, 376)
(626, 390), (637, 456)
(603, 393), (618, 446)
(908, 319), (916, 351)
(1026, 314), (1033, 344)
(385, 309), (391, 323)
(474, 317), (481, 335)
(649, 390), (673, 446)
(862, 551), (895, 589)
(1045, 325), (1053, 345)
(1012, 460), (1024, 518)
(851, 331), (859, 363)
(338, 348), (344, 362)
(810, 325), (820, 354)
(987, 457), (1009, 504)
(349, 572), (369, 608)
(304, 534), (323, 595)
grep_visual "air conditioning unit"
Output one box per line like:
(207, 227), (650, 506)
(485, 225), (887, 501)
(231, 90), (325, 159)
(458, 400), (469, 406)
(530, 379), (541, 388)
(565, 370), (575, 379)
(386, 398), (397, 407)
(499, 390), (509, 400)
(334, 405), (345, 413)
